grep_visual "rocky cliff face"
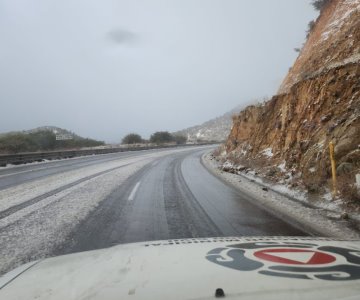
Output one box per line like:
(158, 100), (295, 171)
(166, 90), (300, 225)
(279, 0), (360, 94)
(224, 0), (360, 201)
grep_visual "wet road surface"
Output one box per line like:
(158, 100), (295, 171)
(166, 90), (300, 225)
(0, 146), (306, 274)
(54, 148), (306, 255)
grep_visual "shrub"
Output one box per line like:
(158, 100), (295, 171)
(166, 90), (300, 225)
(150, 131), (174, 144)
(311, 0), (331, 11)
(306, 20), (316, 39)
(122, 133), (143, 144)
(173, 135), (187, 145)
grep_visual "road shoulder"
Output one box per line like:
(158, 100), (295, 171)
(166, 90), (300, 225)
(202, 152), (360, 239)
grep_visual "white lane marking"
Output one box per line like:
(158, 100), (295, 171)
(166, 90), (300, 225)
(0, 167), (51, 179)
(128, 181), (141, 201)
(152, 160), (158, 167)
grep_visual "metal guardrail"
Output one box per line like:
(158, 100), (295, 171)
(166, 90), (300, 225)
(0, 143), (217, 167)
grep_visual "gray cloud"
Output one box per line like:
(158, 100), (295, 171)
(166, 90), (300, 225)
(0, 0), (318, 143)
(107, 29), (137, 45)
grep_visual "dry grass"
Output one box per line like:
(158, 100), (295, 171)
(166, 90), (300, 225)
(337, 172), (360, 203)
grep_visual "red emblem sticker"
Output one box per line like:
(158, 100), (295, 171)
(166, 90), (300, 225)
(254, 248), (336, 265)
(206, 241), (360, 280)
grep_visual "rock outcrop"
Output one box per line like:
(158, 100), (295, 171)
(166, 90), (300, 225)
(279, 0), (360, 94)
(224, 0), (360, 201)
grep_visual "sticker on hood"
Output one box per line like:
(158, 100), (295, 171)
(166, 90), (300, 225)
(206, 241), (360, 280)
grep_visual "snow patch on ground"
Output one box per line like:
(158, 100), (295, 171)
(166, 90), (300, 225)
(309, 167), (316, 173)
(0, 157), (144, 213)
(222, 160), (235, 169)
(277, 161), (287, 172)
(235, 164), (343, 215)
(196, 131), (204, 138)
(262, 148), (273, 158)
(239, 170), (307, 202)
(0, 155), (95, 169)
(271, 184), (307, 202)
(0, 161), (149, 275)
(0, 146), (207, 275)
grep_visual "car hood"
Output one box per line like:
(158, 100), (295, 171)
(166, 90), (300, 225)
(1, 237), (360, 300)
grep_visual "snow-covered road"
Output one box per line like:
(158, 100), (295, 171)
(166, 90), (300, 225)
(0, 146), (305, 275)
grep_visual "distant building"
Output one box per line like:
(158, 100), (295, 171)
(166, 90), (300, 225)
(55, 134), (73, 141)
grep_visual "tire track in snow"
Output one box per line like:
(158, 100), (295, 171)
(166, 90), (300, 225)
(0, 163), (133, 220)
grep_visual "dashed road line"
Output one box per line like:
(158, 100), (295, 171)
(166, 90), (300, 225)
(128, 181), (141, 201)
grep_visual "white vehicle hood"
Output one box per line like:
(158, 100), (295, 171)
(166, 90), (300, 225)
(1, 237), (360, 300)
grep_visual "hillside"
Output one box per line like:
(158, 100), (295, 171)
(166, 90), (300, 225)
(0, 126), (104, 154)
(25, 126), (80, 138)
(174, 105), (244, 142)
(279, 0), (360, 94)
(221, 0), (360, 203)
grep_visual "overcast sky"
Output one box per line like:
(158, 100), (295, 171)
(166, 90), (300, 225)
(0, 0), (318, 142)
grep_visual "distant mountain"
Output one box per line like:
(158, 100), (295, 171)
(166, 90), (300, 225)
(174, 105), (244, 142)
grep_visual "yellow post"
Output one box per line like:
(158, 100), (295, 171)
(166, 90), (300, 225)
(329, 141), (337, 198)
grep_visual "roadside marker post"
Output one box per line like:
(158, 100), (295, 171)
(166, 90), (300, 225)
(329, 141), (337, 199)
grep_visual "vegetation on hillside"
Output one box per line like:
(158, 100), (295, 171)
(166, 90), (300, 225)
(294, 0), (330, 53)
(312, 0), (331, 11)
(306, 20), (316, 39)
(122, 133), (143, 144)
(0, 131), (104, 154)
(172, 134), (187, 145)
(149, 131), (174, 144)
(121, 131), (187, 145)
(149, 131), (187, 145)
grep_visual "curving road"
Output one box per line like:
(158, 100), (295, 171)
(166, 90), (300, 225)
(0, 146), (306, 275)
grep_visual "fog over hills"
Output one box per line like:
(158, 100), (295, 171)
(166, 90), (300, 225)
(174, 105), (245, 142)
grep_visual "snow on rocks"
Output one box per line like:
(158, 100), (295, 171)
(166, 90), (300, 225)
(220, 161), (246, 174)
(309, 167), (316, 173)
(261, 148), (273, 158)
(321, 0), (360, 41)
(277, 161), (287, 172)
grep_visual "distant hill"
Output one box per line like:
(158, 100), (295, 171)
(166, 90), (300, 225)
(174, 105), (244, 142)
(0, 126), (104, 154)
(25, 126), (80, 137)
(0, 126), (79, 138)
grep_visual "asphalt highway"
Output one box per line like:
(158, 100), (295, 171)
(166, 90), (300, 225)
(0, 148), (177, 190)
(0, 146), (306, 275)
(54, 147), (306, 254)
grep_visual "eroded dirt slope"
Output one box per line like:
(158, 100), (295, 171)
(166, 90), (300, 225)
(223, 0), (360, 202)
